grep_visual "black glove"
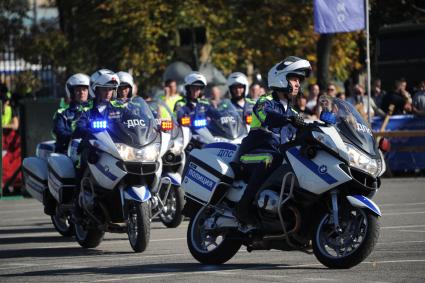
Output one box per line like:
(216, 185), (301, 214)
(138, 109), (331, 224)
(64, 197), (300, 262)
(289, 115), (307, 128)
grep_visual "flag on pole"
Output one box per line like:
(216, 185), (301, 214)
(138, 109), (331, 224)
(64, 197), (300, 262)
(314, 0), (365, 34)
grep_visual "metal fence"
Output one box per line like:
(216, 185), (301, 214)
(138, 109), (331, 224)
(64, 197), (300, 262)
(0, 46), (61, 98)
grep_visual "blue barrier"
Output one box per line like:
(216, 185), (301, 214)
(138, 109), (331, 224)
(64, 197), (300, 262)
(372, 115), (425, 172)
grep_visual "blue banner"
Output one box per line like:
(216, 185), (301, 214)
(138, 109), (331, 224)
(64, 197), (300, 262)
(314, 0), (365, 34)
(372, 115), (425, 172)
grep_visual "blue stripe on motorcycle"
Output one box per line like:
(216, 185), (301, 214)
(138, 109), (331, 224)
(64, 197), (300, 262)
(352, 195), (381, 216)
(288, 147), (338, 185)
(203, 142), (238, 151)
(94, 163), (117, 181)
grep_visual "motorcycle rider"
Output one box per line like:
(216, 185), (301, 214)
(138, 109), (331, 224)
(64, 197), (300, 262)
(72, 69), (124, 221)
(174, 72), (210, 123)
(227, 72), (255, 121)
(73, 70), (125, 169)
(52, 73), (91, 154)
(234, 56), (311, 225)
(116, 71), (134, 105)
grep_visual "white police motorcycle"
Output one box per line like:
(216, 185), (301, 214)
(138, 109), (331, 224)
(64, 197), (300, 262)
(23, 97), (170, 253)
(147, 99), (191, 228)
(22, 139), (77, 237)
(182, 97), (385, 268)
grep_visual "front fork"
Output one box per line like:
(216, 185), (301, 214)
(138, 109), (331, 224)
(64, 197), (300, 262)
(330, 190), (343, 234)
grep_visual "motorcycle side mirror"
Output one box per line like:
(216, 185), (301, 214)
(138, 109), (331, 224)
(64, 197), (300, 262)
(320, 111), (337, 125)
(378, 138), (391, 153)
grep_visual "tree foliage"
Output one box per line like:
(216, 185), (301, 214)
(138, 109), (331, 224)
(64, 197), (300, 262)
(0, 0), (28, 52)
(15, 0), (422, 91)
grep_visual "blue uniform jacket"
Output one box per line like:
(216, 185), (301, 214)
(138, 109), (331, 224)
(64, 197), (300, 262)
(52, 101), (91, 153)
(174, 98), (210, 123)
(239, 92), (298, 154)
(231, 98), (255, 121)
(73, 101), (126, 139)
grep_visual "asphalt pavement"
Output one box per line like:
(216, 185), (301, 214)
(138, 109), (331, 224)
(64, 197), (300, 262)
(0, 178), (424, 282)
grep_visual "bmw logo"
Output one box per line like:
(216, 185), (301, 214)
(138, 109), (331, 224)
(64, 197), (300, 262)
(319, 165), (327, 174)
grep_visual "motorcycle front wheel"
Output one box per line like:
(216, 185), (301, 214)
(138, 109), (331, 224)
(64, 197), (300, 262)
(159, 186), (185, 228)
(312, 206), (380, 269)
(51, 205), (74, 237)
(127, 200), (151, 253)
(187, 206), (241, 264)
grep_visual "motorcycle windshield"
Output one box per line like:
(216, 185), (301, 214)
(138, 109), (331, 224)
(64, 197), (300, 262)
(206, 99), (248, 139)
(324, 97), (378, 156)
(147, 99), (180, 139)
(107, 97), (159, 147)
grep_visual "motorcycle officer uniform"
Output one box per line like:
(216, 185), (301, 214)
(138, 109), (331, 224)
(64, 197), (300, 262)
(174, 72), (210, 123)
(235, 56), (311, 225)
(227, 72), (255, 121)
(53, 73), (92, 154)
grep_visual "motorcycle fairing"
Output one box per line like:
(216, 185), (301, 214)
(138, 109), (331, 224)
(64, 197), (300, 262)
(202, 142), (240, 163)
(346, 195), (381, 216)
(123, 185), (152, 202)
(287, 146), (351, 195)
(89, 153), (126, 189)
(90, 131), (121, 160)
(163, 172), (181, 186)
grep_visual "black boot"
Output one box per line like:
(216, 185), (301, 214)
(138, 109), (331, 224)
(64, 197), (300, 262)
(234, 199), (258, 226)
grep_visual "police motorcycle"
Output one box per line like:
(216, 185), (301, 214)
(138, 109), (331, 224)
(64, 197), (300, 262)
(147, 99), (190, 228)
(182, 97), (385, 268)
(22, 140), (78, 237)
(183, 99), (249, 151)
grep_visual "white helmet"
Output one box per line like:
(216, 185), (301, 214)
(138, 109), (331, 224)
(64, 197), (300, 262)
(89, 69), (120, 98)
(227, 72), (249, 97)
(65, 73), (90, 100)
(117, 71), (134, 89)
(184, 72), (207, 95)
(268, 56), (311, 93)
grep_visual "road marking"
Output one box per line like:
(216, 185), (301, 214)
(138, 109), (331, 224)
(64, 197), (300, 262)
(381, 224), (425, 229)
(378, 240), (425, 245)
(397, 230), (425, 233)
(383, 211), (425, 216)
(380, 202), (425, 207)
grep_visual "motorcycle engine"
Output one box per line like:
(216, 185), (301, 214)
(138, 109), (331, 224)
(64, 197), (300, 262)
(257, 190), (280, 213)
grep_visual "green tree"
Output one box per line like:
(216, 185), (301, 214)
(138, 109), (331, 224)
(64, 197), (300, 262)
(15, 0), (367, 92)
(0, 0), (28, 52)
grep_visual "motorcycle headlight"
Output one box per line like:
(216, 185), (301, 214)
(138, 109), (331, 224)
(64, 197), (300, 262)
(115, 143), (160, 162)
(345, 143), (381, 177)
(169, 137), (184, 155)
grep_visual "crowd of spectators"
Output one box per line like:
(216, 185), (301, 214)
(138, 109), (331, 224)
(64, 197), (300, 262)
(295, 78), (425, 121)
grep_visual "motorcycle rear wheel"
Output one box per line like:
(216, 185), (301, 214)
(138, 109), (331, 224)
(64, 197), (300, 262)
(127, 200), (151, 253)
(74, 221), (104, 249)
(312, 206), (380, 269)
(187, 206), (241, 264)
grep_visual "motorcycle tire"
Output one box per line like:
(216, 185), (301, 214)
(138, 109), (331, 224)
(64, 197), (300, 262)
(159, 186), (185, 228)
(74, 222), (104, 249)
(312, 207), (380, 269)
(127, 200), (151, 253)
(187, 206), (241, 264)
(51, 206), (74, 237)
